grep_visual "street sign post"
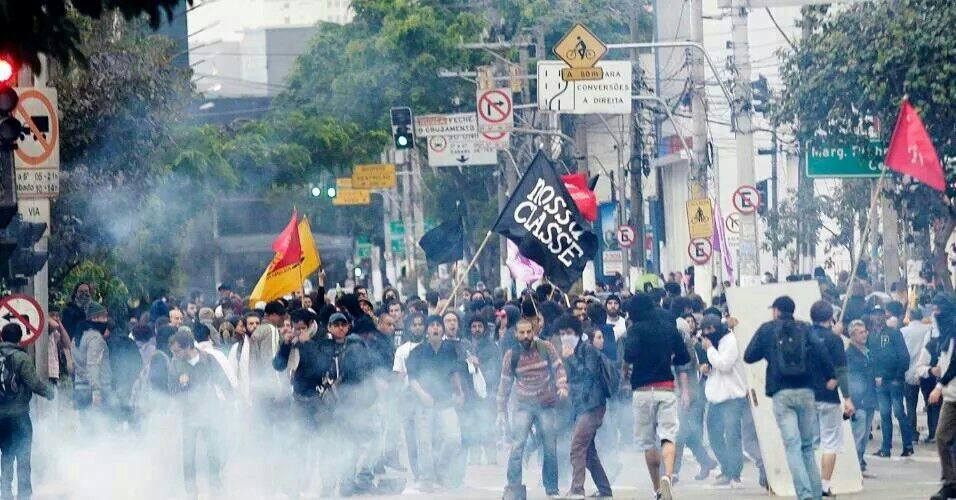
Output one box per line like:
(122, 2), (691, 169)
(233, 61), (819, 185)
(537, 61), (632, 114)
(686, 198), (714, 239)
(0, 294), (45, 347)
(13, 87), (58, 169)
(15, 168), (58, 198)
(805, 141), (887, 178)
(476, 88), (514, 133)
(414, 113), (477, 137)
(724, 212), (741, 234)
(732, 185), (761, 215)
(553, 23), (607, 82)
(426, 135), (497, 167)
(352, 163), (397, 190)
(616, 225), (636, 248)
(602, 250), (624, 275)
(688, 238), (713, 265)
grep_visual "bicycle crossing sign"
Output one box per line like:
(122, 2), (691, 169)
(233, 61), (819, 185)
(553, 23), (607, 81)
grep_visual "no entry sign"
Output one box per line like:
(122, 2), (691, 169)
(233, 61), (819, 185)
(476, 88), (513, 134)
(0, 294), (46, 347)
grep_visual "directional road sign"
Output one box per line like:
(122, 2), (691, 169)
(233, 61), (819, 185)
(476, 88), (514, 134)
(414, 113), (477, 137)
(805, 141), (887, 178)
(537, 61), (632, 114)
(686, 198), (714, 239)
(733, 185), (761, 215)
(351, 164), (396, 190)
(13, 87), (59, 169)
(687, 238), (713, 265)
(427, 134), (497, 167)
(0, 294), (45, 347)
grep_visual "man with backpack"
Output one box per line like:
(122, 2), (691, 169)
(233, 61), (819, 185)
(498, 318), (568, 499)
(0, 323), (54, 500)
(557, 314), (614, 499)
(623, 293), (691, 500)
(744, 296), (837, 500)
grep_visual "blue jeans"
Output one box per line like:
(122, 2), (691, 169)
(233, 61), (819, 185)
(877, 380), (913, 452)
(772, 388), (822, 500)
(507, 404), (558, 493)
(707, 397), (747, 480)
(675, 394), (716, 476)
(850, 408), (875, 470)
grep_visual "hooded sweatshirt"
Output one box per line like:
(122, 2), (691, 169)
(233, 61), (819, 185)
(0, 342), (53, 416)
(623, 294), (690, 389)
(704, 325), (748, 404)
(901, 320), (932, 385)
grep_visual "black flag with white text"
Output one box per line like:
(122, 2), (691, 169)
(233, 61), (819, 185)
(492, 152), (598, 290)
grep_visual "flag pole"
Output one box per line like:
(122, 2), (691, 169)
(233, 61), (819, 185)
(839, 167), (888, 322)
(438, 230), (494, 316)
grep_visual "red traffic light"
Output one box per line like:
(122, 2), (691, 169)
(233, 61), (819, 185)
(0, 57), (14, 85)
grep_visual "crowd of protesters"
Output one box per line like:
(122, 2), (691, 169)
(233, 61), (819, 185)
(0, 268), (954, 500)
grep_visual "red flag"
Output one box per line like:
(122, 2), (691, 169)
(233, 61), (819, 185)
(562, 173), (597, 222)
(884, 98), (946, 191)
(272, 210), (303, 270)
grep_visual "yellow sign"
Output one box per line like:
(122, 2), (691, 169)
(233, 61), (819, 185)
(333, 188), (371, 206)
(560, 67), (605, 82)
(337, 177), (353, 189)
(686, 198), (714, 239)
(553, 23), (607, 70)
(352, 163), (397, 190)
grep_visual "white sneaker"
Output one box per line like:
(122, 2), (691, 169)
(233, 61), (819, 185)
(659, 476), (674, 500)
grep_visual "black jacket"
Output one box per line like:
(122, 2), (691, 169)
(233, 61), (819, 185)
(565, 342), (606, 415)
(744, 317), (836, 397)
(867, 326), (909, 382)
(273, 336), (335, 398)
(623, 295), (690, 389)
(473, 336), (502, 392)
(106, 333), (143, 406)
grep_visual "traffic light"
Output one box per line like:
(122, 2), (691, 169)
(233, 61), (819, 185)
(0, 54), (18, 229)
(756, 179), (769, 216)
(0, 215), (47, 284)
(308, 182), (337, 199)
(751, 74), (771, 115)
(390, 107), (414, 150)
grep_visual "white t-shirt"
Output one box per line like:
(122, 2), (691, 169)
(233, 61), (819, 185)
(607, 316), (627, 340)
(393, 340), (421, 375)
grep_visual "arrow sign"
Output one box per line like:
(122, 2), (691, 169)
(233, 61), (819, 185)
(476, 88), (514, 133)
(457, 155), (468, 163)
(0, 294), (45, 347)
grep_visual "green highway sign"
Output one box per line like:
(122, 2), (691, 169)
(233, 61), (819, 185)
(356, 236), (372, 259)
(806, 141), (887, 178)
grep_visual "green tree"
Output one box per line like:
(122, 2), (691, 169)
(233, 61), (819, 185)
(778, 0), (956, 290)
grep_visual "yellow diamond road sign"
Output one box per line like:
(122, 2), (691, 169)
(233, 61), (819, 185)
(553, 23), (607, 69)
(686, 198), (714, 240)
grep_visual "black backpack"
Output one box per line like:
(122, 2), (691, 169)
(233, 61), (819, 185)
(774, 321), (809, 377)
(0, 353), (20, 403)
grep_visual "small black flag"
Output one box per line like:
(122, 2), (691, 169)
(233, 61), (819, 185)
(492, 152), (598, 290)
(418, 216), (464, 265)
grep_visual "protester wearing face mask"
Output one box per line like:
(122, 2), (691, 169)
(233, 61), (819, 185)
(557, 314), (613, 499)
(63, 282), (95, 341)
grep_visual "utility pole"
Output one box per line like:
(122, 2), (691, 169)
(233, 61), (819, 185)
(399, 150), (417, 292)
(730, 1), (760, 286)
(628, 1), (646, 280)
(410, 149), (426, 296)
(691, 0), (713, 302)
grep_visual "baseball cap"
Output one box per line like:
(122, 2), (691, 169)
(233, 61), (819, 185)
(770, 296), (796, 315)
(328, 312), (349, 324)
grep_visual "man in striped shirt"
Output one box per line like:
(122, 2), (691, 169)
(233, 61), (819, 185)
(498, 318), (569, 497)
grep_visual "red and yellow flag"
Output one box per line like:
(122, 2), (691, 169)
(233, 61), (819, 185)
(249, 211), (321, 306)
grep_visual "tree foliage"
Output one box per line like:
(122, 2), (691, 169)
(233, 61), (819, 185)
(778, 0), (956, 290)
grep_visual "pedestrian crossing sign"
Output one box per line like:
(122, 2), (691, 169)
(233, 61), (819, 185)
(686, 198), (714, 239)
